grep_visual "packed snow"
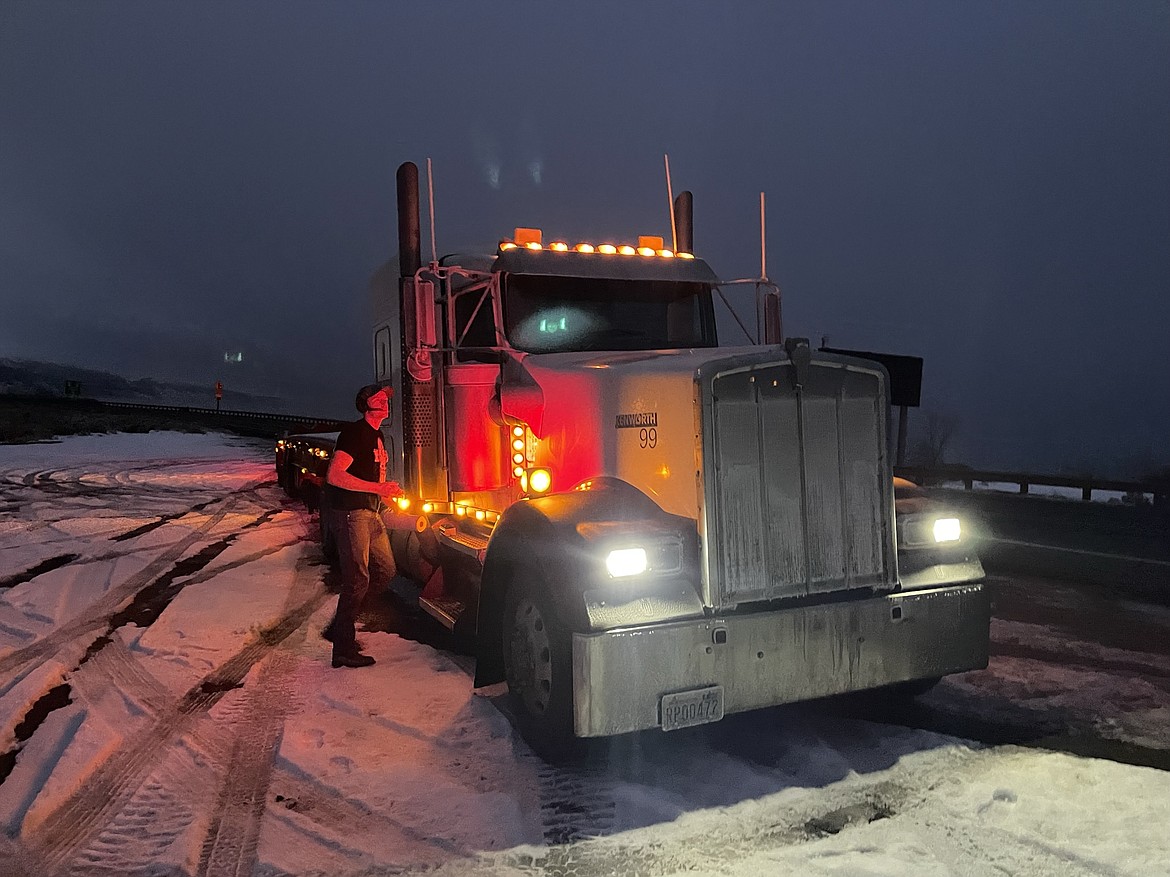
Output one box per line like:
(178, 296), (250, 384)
(0, 432), (1167, 876)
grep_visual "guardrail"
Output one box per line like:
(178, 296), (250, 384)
(0, 393), (349, 443)
(895, 464), (1169, 507)
(98, 399), (346, 428)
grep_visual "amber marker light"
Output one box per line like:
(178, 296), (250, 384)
(528, 468), (552, 493)
(657, 249), (674, 258)
(618, 245), (636, 255)
(513, 453), (524, 465)
(677, 252), (695, 259)
(456, 506), (467, 517)
(525, 241), (542, 250)
(549, 241), (569, 252)
(422, 502), (434, 513)
(575, 243), (595, 253)
(637, 246), (656, 256)
(513, 466), (525, 477)
(500, 241), (517, 250)
(512, 439), (525, 451)
(512, 425), (525, 437)
(475, 509), (486, 521)
(396, 497), (411, 511)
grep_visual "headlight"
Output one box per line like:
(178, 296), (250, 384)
(898, 514), (963, 547)
(606, 547), (648, 578)
(933, 517), (961, 543)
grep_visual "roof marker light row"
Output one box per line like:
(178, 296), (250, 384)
(499, 228), (694, 260)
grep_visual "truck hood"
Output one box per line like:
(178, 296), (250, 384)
(500, 346), (768, 519)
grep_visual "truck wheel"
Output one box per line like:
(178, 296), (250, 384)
(503, 577), (577, 759)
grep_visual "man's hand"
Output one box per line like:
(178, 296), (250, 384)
(376, 480), (404, 498)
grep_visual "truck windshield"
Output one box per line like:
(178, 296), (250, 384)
(502, 275), (717, 353)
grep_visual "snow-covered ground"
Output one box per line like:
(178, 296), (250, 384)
(1, 432), (1168, 876)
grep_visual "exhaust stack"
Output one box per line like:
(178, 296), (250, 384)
(397, 162), (421, 278)
(673, 191), (693, 254)
(395, 160), (445, 499)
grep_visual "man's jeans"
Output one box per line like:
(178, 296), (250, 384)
(328, 508), (396, 654)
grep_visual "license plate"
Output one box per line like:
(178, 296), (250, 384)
(660, 686), (724, 732)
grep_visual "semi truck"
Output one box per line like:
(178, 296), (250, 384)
(278, 161), (989, 754)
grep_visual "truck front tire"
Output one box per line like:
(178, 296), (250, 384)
(503, 575), (577, 759)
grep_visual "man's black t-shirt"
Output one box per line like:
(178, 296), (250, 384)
(324, 419), (387, 511)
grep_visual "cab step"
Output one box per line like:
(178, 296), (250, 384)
(419, 596), (466, 630)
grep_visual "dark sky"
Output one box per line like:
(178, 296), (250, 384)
(2, 2), (1168, 476)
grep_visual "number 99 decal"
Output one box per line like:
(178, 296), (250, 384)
(639, 427), (658, 449)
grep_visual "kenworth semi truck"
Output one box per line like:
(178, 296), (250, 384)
(278, 161), (988, 753)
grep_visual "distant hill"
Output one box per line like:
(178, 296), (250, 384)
(0, 358), (286, 412)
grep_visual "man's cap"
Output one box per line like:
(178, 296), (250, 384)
(355, 383), (392, 413)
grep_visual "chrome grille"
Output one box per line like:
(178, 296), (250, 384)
(703, 356), (894, 607)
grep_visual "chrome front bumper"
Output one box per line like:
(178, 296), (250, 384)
(570, 582), (989, 737)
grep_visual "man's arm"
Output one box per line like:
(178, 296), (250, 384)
(325, 450), (401, 496)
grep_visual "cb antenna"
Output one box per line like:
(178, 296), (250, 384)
(759, 191), (767, 281)
(426, 157), (438, 265)
(664, 154), (677, 252)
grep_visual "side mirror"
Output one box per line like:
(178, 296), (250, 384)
(411, 279), (436, 348)
(404, 278), (436, 382)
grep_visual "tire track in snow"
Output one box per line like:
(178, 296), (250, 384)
(528, 754), (616, 846)
(0, 505), (303, 597)
(0, 461), (273, 546)
(25, 558), (330, 876)
(0, 480), (266, 678)
(193, 555), (323, 877)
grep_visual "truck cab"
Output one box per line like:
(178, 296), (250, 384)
(348, 162), (989, 755)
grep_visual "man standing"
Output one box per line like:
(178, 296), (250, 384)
(322, 383), (402, 668)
